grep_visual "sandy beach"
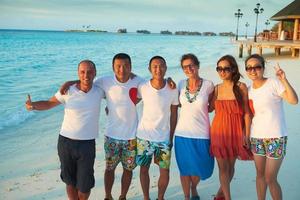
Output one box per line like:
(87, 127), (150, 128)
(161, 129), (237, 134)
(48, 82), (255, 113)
(1, 52), (299, 200)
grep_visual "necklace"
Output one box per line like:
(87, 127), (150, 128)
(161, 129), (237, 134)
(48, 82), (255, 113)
(185, 78), (202, 103)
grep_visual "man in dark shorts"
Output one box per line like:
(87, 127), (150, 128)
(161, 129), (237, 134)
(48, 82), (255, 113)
(25, 60), (104, 200)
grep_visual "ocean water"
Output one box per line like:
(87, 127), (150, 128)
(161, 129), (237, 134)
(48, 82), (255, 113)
(1, 30), (300, 200)
(0, 30), (236, 133)
(0, 30), (236, 195)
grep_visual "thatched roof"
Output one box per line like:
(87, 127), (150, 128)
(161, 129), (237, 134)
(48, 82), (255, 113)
(271, 0), (300, 21)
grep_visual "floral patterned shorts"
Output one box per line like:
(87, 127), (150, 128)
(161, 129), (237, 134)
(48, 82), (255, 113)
(250, 136), (287, 159)
(136, 138), (171, 169)
(104, 136), (137, 171)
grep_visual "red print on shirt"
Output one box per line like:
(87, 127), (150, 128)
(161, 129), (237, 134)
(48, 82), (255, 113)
(129, 88), (138, 105)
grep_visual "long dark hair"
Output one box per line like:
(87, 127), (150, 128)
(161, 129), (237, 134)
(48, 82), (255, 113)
(217, 55), (243, 108)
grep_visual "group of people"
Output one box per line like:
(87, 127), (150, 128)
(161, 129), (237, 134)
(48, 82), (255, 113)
(25, 53), (298, 200)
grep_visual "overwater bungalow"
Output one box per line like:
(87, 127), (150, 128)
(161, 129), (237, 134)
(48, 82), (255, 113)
(237, 0), (300, 58)
(117, 28), (127, 33)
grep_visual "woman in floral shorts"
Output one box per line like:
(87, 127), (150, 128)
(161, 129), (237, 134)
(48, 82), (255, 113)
(246, 54), (298, 200)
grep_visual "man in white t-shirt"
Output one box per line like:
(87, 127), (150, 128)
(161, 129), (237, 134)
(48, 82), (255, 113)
(59, 54), (141, 200)
(25, 60), (104, 200)
(95, 53), (143, 200)
(60, 54), (176, 200)
(136, 56), (179, 200)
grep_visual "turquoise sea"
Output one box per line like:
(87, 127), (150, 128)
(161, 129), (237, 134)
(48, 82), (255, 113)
(0, 29), (237, 137)
(0, 29), (237, 196)
(0, 29), (240, 199)
(0, 29), (237, 131)
(0, 29), (299, 200)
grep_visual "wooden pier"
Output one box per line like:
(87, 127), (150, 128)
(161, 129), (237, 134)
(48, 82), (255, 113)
(236, 0), (300, 59)
(236, 40), (300, 58)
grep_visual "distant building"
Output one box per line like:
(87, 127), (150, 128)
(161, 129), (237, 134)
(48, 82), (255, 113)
(136, 30), (151, 34)
(117, 29), (127, 33)
(202, 32), (217, 36)
(219, 32), (235, 36)
(270, 0), (300, 41)
(175, 31), (201, 36)
(160, 30), (172, 35)
(86, 30), (107, 33)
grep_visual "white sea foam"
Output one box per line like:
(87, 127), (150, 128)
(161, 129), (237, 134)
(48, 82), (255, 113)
(0, 107), (34, 130)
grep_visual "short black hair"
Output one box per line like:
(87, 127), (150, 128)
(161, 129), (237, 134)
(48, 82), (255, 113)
(78, 60), (96, 72)
(112, 53), (131, 65)
(149, 55), (166, 67)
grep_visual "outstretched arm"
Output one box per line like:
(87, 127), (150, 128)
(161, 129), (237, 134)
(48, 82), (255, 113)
(25, 94), (61, 111)
(169, 105), (178, 148)
(275, 64), (298, 105)
(60, 80), (79, 95)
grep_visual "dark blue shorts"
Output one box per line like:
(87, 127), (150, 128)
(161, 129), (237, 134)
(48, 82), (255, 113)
(57, 135), (96, 193)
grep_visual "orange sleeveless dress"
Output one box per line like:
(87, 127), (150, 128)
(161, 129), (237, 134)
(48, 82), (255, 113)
(210, 99), (253, 160)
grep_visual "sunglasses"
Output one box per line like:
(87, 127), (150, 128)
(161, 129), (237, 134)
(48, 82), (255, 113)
(245, 65), (263, 72)
(182, 64), (197, 70)
(216, 66), (232, 73)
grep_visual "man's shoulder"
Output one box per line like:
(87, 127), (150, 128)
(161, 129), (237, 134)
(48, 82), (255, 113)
(67, 85), (78, 94)
(95, 75), (115, 88)
(100, 75), (114, 82)
(138, 80), (149, 88)
(57, 85), (78, 99)
(129, 75), (144, 86)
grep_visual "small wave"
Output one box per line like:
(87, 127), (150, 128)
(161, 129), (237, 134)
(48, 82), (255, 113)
(0, 107), (34, 130)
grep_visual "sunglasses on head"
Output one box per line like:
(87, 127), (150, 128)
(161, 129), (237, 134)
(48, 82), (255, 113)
(245, 65), (263, 72)
(216, 66), (232, 73)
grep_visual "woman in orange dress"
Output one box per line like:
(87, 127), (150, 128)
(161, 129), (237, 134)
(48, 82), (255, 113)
(210, 55), (252, 200)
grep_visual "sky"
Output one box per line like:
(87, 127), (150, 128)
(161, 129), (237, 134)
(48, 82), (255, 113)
(0, 0), (294, 33)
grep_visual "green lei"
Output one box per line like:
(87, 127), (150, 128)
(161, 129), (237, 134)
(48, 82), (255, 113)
(185, 78), (203, 103)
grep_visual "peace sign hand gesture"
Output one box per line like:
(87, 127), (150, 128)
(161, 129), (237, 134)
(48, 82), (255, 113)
(274, 63), (286, 81)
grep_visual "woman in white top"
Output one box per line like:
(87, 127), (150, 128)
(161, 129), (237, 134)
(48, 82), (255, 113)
(245, 54), (298, 200)
(174, 54), (214, 200)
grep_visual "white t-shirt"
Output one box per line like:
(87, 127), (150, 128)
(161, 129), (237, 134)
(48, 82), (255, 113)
(136, 80), (179, 142)
(55, 84), (104, 140)
(248, 78), (287, 138)
(175, 79), (214, 139)
(94, 75), (144, 140)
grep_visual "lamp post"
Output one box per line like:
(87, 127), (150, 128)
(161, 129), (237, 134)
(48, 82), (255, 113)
(265, 19), (270, 30)
(235, 9), (243, 41)
(245, 22), (250, 39)
(254, 3), (264, 42)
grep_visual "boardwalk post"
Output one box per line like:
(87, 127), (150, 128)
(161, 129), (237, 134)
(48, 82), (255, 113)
(291, 48), (296, 57)
(247, 45), (252, 56)
(275, 47), (281, 56)
(239, 44), (243, 58)
(293, 19), (299, 41)
(258, 46), (262, 55)
(277, 21), (283, 40)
